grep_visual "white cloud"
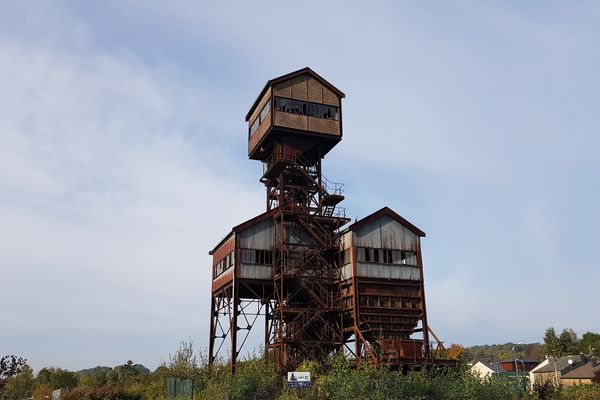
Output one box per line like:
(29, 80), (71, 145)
(2, 1), (600, 370)
(0, 7), (263, 371)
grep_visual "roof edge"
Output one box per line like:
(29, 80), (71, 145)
(208, 209), (278, 255)
(348, 206), (426, 237)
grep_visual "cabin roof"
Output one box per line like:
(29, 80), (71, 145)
(245, 67), (346, 121)
(209, 209), (277, 254)
(347, 206), (426, 237)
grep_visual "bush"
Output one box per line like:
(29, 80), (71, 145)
(60, 384), (119, 400)
(199, 357), (278, 400)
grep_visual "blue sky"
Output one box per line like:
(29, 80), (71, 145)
(1, 1), (599, 372)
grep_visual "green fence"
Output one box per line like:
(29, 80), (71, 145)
(166, 377), (193, 398)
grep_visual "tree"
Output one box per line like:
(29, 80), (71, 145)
(558, 328), (579, 356)
(167, 340), (198, 376)
(108, 360), (139, 388)
(447, 344), (465, 361)
(544, 327), (560, 357)
(0, 355), (26, 390)
(523, 343), (544, 361)
(36, 367), (78, 390)
(31, 383), (53, 400)
(1, 365), (34, 400)
(580, 331), (600, 356)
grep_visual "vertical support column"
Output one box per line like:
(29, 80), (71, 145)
(231, 280), (239, 374)
(264, 299), (270, 359)
(350, 238), (362, 362)
(416, 240), (430, 357)
(209, 294), (216, 367)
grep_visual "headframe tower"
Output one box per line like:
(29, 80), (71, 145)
(209, 68), (452, 374)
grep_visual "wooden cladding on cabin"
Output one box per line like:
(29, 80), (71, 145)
(248, 73), (342, 158)
(273, 75), (339, 106)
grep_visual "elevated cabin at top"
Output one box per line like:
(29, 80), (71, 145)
(338, 207), (430, 363)
(245, 67), (345, 163)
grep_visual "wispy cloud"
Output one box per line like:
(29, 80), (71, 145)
(1, 1), (599, 370)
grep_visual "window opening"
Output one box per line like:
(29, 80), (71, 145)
(274, 96), (339, 121)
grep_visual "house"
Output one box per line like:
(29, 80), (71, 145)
(470, 361), (497, 379)
(560, 358), (600, 386)
(529, 358), (550, 387)
(530, 355), (587, 386)
(498, 359), (539, 373)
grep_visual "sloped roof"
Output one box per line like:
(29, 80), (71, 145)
(245, 67), (345, 121)
(348, 206), (426, 237)
(561, 359), (600, 379)
(209, 209), (277, 255)
(471, 360), (496, 372)
(533, 355), (587, 374)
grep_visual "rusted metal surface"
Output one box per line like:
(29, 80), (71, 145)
(209, 69), (454, 374)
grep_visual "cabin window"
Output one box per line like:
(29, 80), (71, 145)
(249, 101), (272, 139)
(274, 96), (339, 121)
(254, 249), (273, 265)
(383, 249), (393, 264)
(356, 247), (418, 265)
(275, 97), (305, 114)
(213, 251), (234, 278)
(259, 101), (271, 123)
(307, 102), (339, 120)
(240, 249), (273, 265)
(240, 249), (254, 263)
(380, 296), (390, 307)
(249, 118), (259, 138)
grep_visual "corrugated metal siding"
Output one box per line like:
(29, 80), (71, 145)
(341, 264), (352, 280)
(212, 268), (234, 291)
(212, 235), (235, 266)
(239, 219), (275, 250)
(356, 263), (420, 280)
(339, 231), (352, 250)
(240, 264), (271, 280)
(353, 215), (419, 251)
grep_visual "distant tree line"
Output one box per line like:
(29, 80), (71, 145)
(462, 328), (600, 363)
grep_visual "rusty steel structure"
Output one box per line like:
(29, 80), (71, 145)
(209, 68), (453, 373)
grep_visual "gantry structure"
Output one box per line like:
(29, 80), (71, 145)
(208, 68), (453, 373)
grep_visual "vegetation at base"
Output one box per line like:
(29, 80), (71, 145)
(2, 334), (600, 400)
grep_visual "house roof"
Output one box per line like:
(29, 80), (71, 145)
(245, 67), (346, 121)
(209, 209), (277, 255)
(533, 355), (587, 374)
(347, 206), (426, 237)
(471, 361), (496, 372)
(561, 359), (600, 380)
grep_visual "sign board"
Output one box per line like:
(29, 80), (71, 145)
(287, 371), (311, 388)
